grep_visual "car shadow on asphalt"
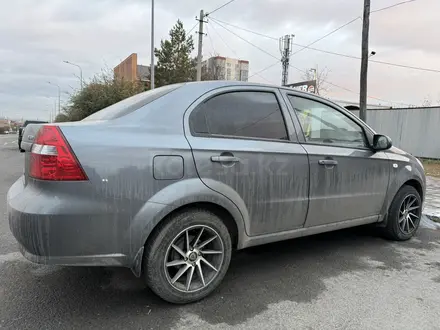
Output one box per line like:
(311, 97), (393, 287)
(2, 227), (439, 329)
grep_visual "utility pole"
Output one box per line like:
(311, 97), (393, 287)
(150, 0), (155, 89)
(196, 10), (206, 81)
(279, 34), (294, 86)
(359, 0), (371, 121)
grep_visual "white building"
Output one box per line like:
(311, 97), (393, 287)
(202, 56), (249, 81)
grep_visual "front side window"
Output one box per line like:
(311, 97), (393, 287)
(190, 91), (288, 141)
(288, 96), (367, 148)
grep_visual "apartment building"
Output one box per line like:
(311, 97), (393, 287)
(202, 56), (249, 81)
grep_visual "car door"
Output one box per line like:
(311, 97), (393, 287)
(283, 93), (390, 227)
(184, 86), (309, 236)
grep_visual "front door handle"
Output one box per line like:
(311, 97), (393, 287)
(211, 156), (240, 163)
(318, 159), (338, 166)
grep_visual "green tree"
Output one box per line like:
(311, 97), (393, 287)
(154, 20), (195, 87)
(54, 113), (70, 123)
(62, 70), (145, 121)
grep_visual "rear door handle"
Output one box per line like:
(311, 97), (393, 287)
(211, 156), (240, 163)
(318, 159), (338, 166)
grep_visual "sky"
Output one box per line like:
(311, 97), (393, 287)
(1, 0), (439, 121)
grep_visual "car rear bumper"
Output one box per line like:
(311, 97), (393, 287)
(17, 244), (127, 266)
(7, 176), (130, 267)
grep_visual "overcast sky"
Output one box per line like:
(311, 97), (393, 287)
(1, 0), (439, 120)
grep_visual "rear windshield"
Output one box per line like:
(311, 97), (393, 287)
(82, 83), (183, 122)
(24, 121), (47, 126)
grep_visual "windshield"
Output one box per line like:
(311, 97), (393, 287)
(82, 83), (183, 122)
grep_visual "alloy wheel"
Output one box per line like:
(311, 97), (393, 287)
(164, 225), (224, 293)
(398, 194), (421, 235)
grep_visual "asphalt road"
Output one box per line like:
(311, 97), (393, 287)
(1, 133), (440, 330)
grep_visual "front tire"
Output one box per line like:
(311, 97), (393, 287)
(143, 209), (232, 304)
(383, 185), (422, 241)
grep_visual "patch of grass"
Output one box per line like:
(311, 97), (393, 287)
(421, 158), (440, 178)
(425, 215), (440, 223)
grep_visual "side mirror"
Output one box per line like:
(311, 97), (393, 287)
(372, 134), (392, 151)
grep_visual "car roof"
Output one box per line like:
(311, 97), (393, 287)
(180, 80), (344, 110)
(183, 80), (302, 93)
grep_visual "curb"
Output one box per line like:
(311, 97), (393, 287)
(421, 214), (440, 230)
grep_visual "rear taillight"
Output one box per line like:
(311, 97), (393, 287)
(30, 125), (88, 181)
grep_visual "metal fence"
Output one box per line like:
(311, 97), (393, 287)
(350, 107), (440, 159)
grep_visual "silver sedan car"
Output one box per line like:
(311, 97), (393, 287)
(7, 81), (425, 304)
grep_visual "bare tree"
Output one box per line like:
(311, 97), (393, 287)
(302, 66), (331, 96)
(422, 95), (432, 107)
(201, 64), (223, 81)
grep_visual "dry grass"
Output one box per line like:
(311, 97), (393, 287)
(421, 159), (440, 178)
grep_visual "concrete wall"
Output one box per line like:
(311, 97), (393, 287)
(350, 107), (440, 159)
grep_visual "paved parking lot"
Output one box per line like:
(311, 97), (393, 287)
(1, 134), (440, 330)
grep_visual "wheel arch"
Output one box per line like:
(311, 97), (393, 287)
(128, 178), (247, 276)
(403, 179), (424, 201)
(378, 176), (425, 227)
(131, 201), (241, 278)
(146, 202), (239, 250)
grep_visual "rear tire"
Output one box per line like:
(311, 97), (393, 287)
(143, 209), (232, 304)
(383, 185), (422, 241)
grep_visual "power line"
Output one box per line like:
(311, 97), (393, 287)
(292, 44), (440, 74)
(211, 15), (410, 106)
(187, 22), (198, 35)
(208, 19), (275, 83)
(208, 19), (239, 58)
(209, 17), (278, 40)
(371, 0), (416, 13)
(211, 17), (440, 74)
(205, 24), (217, 55)
(291, 16), (361, 57)
(207, 0), (237, 16)
(210, 19), (318, 78)
(248, 61), (279, 79)
(292, 0), (417, 55)
(211, 19), (337, 88)
(210, 0), (416, 53)
(370, 59), (440, 73)
(210, 19), (282, 64)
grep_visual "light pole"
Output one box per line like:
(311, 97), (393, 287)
(150, 0), (155, 89)
(44, 96), (57, 122)
(47, 81), (61, 115)
(63, 60), (83, 90)
(309, 68), (317, 80)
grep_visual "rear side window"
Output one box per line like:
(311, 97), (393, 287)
(190, 91), (288, 140)
(82, 83), (183, 121)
